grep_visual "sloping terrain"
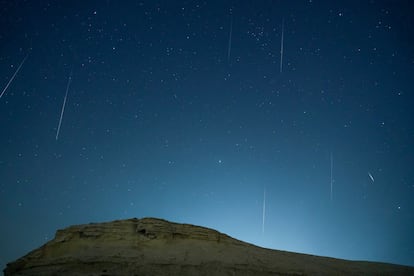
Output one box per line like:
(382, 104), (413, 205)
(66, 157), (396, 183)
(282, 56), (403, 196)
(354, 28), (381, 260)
(4, 217), (414, 275)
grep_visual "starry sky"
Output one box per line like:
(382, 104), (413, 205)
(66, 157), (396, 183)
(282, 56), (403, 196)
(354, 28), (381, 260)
(1, 0), (414, 270)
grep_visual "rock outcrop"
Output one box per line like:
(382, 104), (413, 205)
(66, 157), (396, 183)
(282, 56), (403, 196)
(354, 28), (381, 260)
(4, 217), (414, 275)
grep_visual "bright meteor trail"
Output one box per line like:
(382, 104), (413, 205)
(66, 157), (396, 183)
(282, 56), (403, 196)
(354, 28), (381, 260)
(0, 53), (29, 99)
(56, 69), (73, 141)
(262, 187), (266, 234)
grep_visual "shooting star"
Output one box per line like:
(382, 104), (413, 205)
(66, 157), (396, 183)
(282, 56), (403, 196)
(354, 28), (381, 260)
(280, 19), (284, 73)
(368, 172), (375, 183)
(55, 70), (73, 141)
(262, 187), (266, 234)
(227, 13), (233, 63)
(330, 151), (333, 201)
(0, 53), (30, 99)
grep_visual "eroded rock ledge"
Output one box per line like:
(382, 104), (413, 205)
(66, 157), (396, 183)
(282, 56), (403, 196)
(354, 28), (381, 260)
(4, 217), (414, 275)
(55, 217), (234, 244)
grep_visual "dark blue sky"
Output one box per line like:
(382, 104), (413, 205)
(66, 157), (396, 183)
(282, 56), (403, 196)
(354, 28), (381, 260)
(1, 0), (414, 270)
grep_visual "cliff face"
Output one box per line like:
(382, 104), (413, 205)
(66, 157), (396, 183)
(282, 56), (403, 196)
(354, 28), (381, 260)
(4, 217), (414, 276)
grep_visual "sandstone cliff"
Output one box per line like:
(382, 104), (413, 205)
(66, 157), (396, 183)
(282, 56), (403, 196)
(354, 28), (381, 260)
(4, 217), (414, 275)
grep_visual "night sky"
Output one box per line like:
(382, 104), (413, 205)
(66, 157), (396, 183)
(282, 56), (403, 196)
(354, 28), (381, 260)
(1, 0), (414, 270)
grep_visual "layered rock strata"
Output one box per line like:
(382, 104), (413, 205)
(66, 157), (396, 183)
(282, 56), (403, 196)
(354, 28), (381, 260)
(4, 217), (414, 275)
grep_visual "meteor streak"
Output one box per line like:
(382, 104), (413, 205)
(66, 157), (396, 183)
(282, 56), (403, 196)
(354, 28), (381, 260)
(227, 14), (233, 63)
(56, 70), (72, 140)
(0, 53), (29, 99)
(368, 172), (375, 183)
(262, 187), (266, 234)
(330, 151), (333, 201)
(280, 19), (284, 73)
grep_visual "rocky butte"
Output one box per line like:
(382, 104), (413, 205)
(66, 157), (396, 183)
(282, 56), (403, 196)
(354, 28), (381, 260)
(4, 217), (414, 275)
